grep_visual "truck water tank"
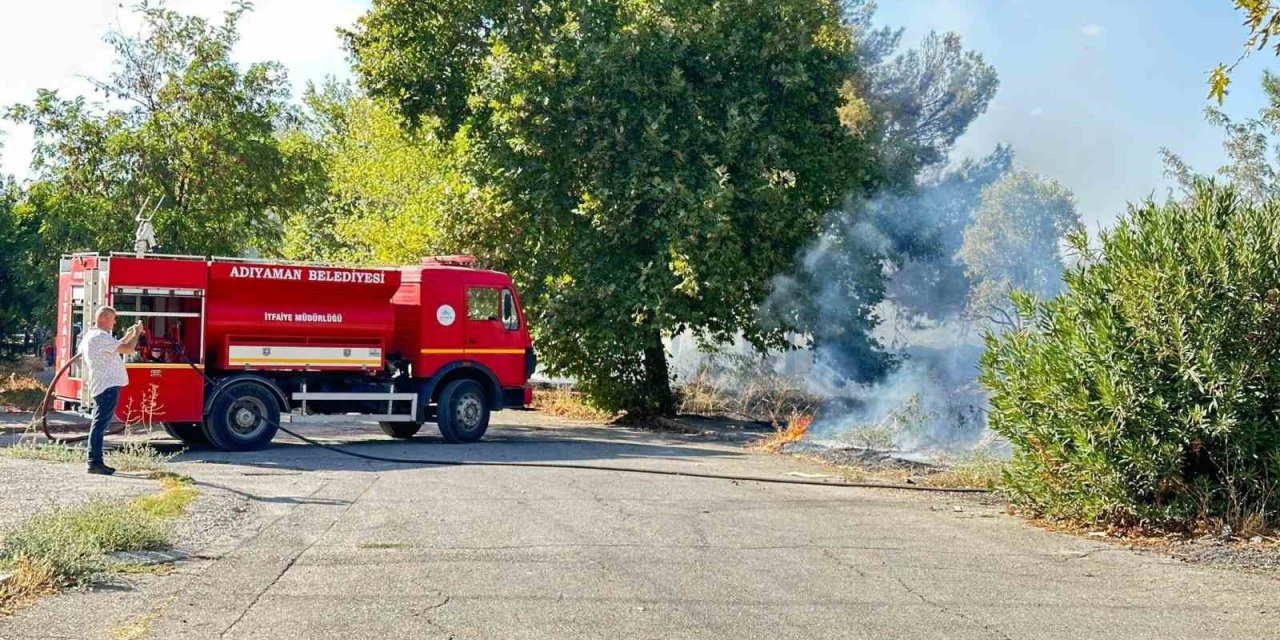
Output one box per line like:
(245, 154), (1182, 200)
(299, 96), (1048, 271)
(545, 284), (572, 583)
(203, 261), (401, 370)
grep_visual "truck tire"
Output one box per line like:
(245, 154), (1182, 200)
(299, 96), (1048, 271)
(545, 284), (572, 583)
(436, 379), (489, 444)
(204, 382), (280, 451)
(379, 422), (421, 439)
(163, 422), (208, 447)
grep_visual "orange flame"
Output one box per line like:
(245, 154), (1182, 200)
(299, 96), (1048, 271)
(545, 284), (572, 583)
(751, 413), (814, 453)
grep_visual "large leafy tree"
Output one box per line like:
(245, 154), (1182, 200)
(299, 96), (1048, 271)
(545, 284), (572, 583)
(6, 0), (318, 261)
(0, 171), (44, 341)
(959, 171), (1081, 328)
(762, 13), (1000, 384)
(346, 0), (870, 413)
(282, 83), (486, 266)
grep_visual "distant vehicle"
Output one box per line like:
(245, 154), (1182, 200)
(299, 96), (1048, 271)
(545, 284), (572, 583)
(53, 253), (536, 450)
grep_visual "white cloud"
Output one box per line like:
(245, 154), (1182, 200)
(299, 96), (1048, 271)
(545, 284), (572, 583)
(1030, 107), (1044, 117)
(1082, 24), (1104, 38)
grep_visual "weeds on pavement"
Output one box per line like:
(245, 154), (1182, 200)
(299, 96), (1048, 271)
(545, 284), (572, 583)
(2, 441), (175, 472)
(0, 472), (197, 614)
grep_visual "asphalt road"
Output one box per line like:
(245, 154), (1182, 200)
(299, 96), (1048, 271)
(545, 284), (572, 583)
(1, 413), (1277, 639)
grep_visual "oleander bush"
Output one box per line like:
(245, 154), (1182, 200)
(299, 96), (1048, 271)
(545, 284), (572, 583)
(981, 184), (1280, 533)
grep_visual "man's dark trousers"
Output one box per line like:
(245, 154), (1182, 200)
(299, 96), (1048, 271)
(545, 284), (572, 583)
(88, 386), (121, 465)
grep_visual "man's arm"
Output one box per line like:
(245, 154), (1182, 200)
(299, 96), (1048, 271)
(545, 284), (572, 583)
(115, 325), (141, 355)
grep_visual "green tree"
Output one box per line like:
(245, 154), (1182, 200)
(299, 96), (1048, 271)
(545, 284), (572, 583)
(1164, 72), (1280, 205)
(282, 83), (486, 266)
(882, 145), (1013, 326)
(5, 0), (318, 261)
(857, 27), (1000, 186)
(0, 172), (44, 342)
(958, 171), (1081, 328)
(346, 0), (869, 413)
(761, 12), (1000, 384)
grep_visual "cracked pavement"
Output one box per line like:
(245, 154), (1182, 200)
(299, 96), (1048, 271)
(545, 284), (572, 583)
(1, 413), (1276, 639)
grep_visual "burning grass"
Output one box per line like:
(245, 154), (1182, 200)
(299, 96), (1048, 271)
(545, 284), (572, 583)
(675, 354), (821, 426)
(748, 413), (814, 453)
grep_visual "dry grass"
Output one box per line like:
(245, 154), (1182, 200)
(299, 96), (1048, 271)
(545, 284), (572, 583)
(532, 386), (616, 422)
(0, 372), (45, 412)
(676, 359), (820, 426)
(748, 413), (814, 453)
(0, 356), (46, 378)
(925, 451), (1007, 490)
(0, 558), (57, 615)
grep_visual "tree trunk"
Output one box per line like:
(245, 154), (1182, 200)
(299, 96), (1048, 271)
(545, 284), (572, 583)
(640, 324), (675, 416)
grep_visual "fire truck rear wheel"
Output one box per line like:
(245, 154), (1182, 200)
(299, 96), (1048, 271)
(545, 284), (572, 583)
(205, 383), (281, 451)
(163, 422), (208, 447)
(379, 422), (421, 439)
(436, 379), (490, 444)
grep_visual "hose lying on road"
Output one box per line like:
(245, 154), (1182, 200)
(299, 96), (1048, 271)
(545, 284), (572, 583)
(20, 352), (990, 494)
(263, 421), (990, 493)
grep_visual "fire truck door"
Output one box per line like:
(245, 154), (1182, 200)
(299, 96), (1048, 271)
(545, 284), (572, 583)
(462, 286), (525, 385)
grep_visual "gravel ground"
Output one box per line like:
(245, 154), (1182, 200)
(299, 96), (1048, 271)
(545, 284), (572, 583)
(1169, 538), (1280, 573)
(168, 479), (253, 553)
(0, 458), (157, 536)
(0, 455), (253, 554)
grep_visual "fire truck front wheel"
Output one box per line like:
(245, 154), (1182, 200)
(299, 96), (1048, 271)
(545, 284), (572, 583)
(436, 379), (490, 444)
(204, 383), (281, 451)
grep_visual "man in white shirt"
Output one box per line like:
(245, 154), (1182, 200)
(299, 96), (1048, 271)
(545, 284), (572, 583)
(78, 306), (141, 475)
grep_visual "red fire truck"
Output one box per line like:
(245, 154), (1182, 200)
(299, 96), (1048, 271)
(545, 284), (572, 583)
(53, 253), (536, 451)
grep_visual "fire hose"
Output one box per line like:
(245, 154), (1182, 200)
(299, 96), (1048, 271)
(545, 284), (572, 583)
(24, 352), (989, 494)
(29, 355), (127, 443)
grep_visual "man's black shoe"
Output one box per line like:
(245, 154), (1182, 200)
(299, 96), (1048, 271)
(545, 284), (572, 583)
(87, 463), (116, 476)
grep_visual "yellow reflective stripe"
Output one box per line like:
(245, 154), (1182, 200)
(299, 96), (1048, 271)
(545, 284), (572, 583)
(125, 363), (203, 369)
(420, 349), (524, 355)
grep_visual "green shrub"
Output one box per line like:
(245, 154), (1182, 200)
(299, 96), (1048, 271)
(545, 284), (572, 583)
(981, 185), (1280, 531)
(2, 500), (171, 587)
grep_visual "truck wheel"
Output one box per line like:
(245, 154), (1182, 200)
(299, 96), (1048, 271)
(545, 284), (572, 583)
(436, 379), (489, 444)
(163, 422), (208, 447)
(379, 422), (421, 439)
(204, 383), (280, 451)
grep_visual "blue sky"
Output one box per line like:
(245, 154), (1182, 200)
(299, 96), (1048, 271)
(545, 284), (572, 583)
(0, 0), (1271, 228)
(877, 0), (1274, 227)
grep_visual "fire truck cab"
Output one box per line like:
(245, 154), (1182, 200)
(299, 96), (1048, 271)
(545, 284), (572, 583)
(54, 253), (536, 450)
